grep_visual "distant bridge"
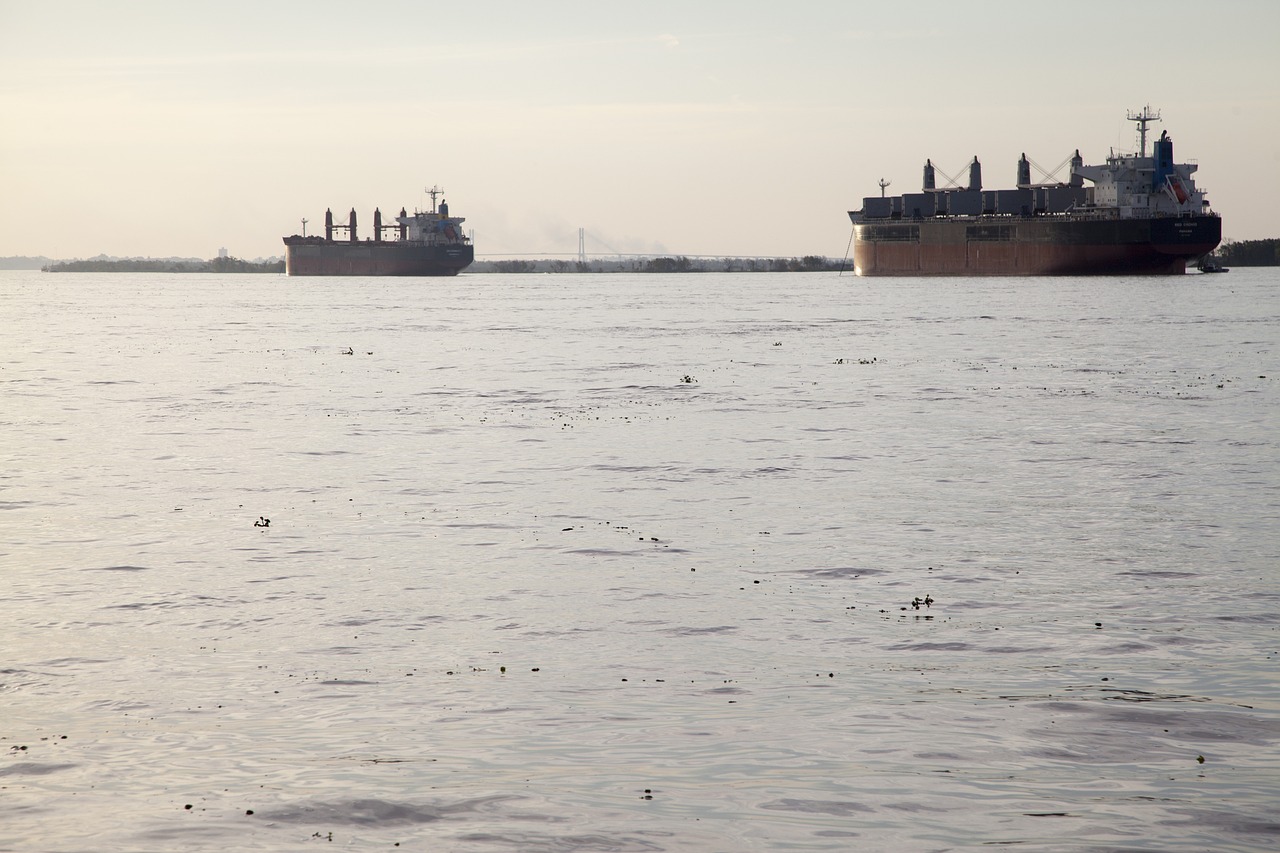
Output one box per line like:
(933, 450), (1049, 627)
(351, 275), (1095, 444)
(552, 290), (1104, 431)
(473, 228), (803, 261)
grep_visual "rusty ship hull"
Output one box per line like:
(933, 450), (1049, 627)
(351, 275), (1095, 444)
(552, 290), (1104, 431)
(283, 239), (473, 276)
(851, 215), (1221, 276)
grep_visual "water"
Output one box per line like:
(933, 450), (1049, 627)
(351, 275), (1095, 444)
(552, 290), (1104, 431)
(2, 268), (1278, 851)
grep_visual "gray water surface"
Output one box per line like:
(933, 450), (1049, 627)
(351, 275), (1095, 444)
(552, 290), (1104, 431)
(2, 269), (1277, 851)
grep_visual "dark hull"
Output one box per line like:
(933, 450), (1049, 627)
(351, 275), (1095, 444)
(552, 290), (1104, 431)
(847, 215), (1221, 276)
(283, 240), (474, 276)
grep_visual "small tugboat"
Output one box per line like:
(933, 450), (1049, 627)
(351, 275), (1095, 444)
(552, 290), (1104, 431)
(1197, 256), (1230, 273)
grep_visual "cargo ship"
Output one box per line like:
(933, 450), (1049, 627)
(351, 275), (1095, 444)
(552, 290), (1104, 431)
(283, 187), (473, 276)
(846, 108), (1221, 275)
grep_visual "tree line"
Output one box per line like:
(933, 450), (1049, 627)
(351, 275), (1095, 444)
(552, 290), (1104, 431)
(43, 257), (285, 273)
(1212, 239), (1279, 266)
(472, 255), (842, 274)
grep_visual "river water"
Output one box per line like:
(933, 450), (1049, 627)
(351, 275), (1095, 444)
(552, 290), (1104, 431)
(2, 268), (1277, 852)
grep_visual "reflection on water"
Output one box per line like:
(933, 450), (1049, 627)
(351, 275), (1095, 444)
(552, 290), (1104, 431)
(2, 269), (1278, 851)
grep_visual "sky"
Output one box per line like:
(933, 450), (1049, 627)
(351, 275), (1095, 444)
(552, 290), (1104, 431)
(2, 0), (1278, 261)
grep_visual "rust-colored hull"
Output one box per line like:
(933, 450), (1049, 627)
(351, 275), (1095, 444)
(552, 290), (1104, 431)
(283, 239), (473, 276)
(848, 215), (1221, 276)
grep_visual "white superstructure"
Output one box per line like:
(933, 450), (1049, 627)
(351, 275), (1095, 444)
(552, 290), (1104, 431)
(1072, 108), (1212, 220)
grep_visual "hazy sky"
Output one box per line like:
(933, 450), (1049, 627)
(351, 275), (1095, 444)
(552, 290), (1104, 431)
(2, 0), (1277, 260)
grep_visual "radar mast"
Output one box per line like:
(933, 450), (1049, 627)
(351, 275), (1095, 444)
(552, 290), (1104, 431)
(425, 185), (444, 214)
(1126, 105), (1162, 157)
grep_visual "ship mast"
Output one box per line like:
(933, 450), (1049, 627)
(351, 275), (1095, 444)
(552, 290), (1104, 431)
(878, 178), (892, 198)
(425, 185), (444, 214)
(1126, 105), (1161, 157)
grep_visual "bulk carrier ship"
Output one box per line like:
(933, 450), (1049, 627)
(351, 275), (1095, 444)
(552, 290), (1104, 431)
(283, 187), (473, 276)
(846, 108), (1221, 275)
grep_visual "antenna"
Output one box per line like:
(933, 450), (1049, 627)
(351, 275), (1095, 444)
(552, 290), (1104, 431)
(878, 178), (892, 198)
(1126, 105), (1161, 157)
(301, 217), (308, 237)
(425, 185), (443, 214)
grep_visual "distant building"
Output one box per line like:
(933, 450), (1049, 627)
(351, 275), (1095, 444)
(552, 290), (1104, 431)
(217, 247), (229, 259)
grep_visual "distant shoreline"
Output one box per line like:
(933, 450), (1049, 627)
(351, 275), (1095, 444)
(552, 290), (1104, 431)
(42, 257), (285, 273)
(8, 239), (1277, 273)
(13, 254), (849, 274)
(471, 256), (842, 273)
